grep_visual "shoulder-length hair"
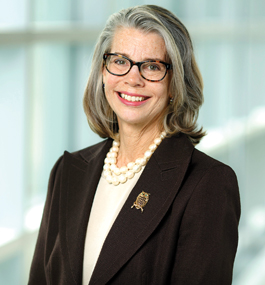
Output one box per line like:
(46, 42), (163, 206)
(83, 5), (205, 144)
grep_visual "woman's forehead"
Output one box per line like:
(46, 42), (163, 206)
(110, 27), (167, 61)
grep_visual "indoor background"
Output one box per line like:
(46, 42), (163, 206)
(0, 0), (265, 284)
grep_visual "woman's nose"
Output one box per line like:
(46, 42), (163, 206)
(124, 65), (145, 87)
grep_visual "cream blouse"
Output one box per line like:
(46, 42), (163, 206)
(82, 168), (144, 284)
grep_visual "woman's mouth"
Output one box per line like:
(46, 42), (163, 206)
(119, 93), (147, 102)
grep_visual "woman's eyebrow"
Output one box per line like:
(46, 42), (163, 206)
(112, 52), (165, 62)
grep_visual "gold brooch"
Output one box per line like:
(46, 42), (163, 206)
(131, 191), (150, 213)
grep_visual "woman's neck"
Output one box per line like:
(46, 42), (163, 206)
(115, 124), (162, 168)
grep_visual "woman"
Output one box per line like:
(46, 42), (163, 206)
(29, 5), (240, 285)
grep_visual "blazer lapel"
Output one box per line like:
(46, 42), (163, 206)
(59, 139), (112, 284)
(89, 133), (194, 284)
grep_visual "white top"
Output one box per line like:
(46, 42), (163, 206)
(82, 168), (144, 285)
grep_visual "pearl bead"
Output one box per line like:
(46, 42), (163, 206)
(161, 131), (167, 138)
(136, 157), (147, 166)
(144, 150), (153, 159)
(110, 164), (117, 171)
(110, 152), (118, 158)
(103, 170), (111, 177)
(119, 174), (127, 183)
(126, 170), (135, 179)
(127, 162), (135, 170)
(133, 164), (141, 173)
(104, 157), (110, 164)
(103, 164), (110, 170)
(140, 158), (148, 166)
(113, 140), (120, 146)
(149, 143), (157, 151)
(112, 176), (120, 186)
(114, 168), (120, 176)
(109, 157), (117, 164)
(112, 146), (119, 153)
(120, 166), (128, 174)
(154, 137), (162, 145)
(106, 175), (113, 184)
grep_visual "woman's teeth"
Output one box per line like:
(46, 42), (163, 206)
(120, 93), (146, 102)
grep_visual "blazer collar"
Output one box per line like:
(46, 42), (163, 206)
(89, 133), (194, 284)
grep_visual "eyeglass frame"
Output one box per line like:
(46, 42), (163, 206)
(103, 53), (172, 82)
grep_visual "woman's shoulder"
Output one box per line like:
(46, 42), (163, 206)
(192, 147), (237, 177)
(48, 138), (112, 185)
(50, 138), (112, 173)
(188, 148), (239, 199)
(69, 138), (112, 162)
(169, 133), (237, 178)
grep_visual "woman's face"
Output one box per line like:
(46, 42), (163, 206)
(103, 27), (171, 132)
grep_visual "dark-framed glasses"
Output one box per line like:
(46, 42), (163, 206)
(103, 53), (172, 82)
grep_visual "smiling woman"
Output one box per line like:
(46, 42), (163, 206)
(84, 5), (206, 145)
(102, 28), (171, 135)
(28, 5), (240, 285)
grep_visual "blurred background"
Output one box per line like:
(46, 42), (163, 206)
(0, 0), (265, 284)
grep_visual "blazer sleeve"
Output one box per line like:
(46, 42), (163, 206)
(170, 164), (241, 285)
(28, 155), (63, 284)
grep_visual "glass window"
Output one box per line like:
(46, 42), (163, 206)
(0, 0), (27, 28)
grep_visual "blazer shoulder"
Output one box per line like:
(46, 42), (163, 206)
(47, 139), (112, 183)
(191, 148), (237, 177)
(69, 138), (112, 163)
(189, 148), (240, 213)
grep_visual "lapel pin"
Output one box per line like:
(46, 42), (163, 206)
(131, 191), (150, 213)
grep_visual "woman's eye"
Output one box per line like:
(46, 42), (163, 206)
(114, 59), (126, 65)
(150, 65), (158, 70)
(146, 64), (161, 71)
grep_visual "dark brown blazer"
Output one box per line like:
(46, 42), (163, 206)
(28, 133), (240, 285)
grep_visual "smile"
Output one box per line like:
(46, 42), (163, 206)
(120, 93), (147, 102)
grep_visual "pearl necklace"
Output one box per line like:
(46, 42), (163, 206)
(103, 131), (167, 186)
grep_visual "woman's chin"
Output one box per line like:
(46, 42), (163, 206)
(117, 115), (160, 131)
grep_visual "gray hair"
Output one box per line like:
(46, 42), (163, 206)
(83, 4), (205, 144)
